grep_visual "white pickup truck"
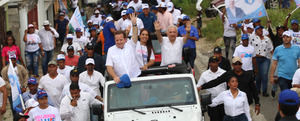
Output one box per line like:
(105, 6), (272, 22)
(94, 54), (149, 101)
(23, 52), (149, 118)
(103, 74), (205, 121)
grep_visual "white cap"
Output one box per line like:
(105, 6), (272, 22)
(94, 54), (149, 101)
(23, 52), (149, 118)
(66, 34), (73, 39)
(142, 4), (149, 9)
(43, 20), (50, 25)
(85, 58), (95, 65)
(94, 10), (100, 14)
(121, 10), (127, 16)
(87, 20), (93, 23)
(97, 5), (101, 8)
(283, 31), (292, 37)
(157, 2), (166, 8)
(28, 24), (34, 28)
(57, 54), (65, 61)
(8, 53), (16, 59)
(245, 23), (254, 29)
(180, 14), (186, 19)
(25, 98), (39, 108)
(93, 21), (99, 25)
(106, 16), (114, 22)
(167, 2), (174, 12)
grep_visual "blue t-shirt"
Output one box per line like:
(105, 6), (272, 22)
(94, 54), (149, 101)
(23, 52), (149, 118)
(272, 45), (300, 80)
(55, 19), (69, 34)
(178, 25), (199, 48)
(138, 12), (157, 32)
(103, 21), (116, 53)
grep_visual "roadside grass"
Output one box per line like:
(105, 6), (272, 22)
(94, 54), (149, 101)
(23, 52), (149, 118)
(173, 0), (197, 17)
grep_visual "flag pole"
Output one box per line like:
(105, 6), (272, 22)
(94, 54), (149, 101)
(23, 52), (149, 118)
(212, 5), (227, 20)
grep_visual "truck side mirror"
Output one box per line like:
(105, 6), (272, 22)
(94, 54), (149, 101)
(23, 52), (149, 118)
(200, 93), (212, 113)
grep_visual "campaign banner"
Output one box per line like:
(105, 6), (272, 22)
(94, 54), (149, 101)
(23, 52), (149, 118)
(8, 59), (24, 112)
(69, 7), (85, 31)
(225, 0), (267, 24)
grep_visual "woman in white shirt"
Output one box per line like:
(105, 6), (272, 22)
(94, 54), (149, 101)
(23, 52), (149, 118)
(210, 76), (251, 121)
(249, 25), (273, 97)
(131, 14), (155, 70)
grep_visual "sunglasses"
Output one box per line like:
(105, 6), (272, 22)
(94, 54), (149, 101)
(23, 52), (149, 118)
(233, 62), (242, 65)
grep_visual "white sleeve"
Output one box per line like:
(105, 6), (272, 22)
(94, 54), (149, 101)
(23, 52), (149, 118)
(292, 69), (300, 85)
(59, 97), (74, 120)
(209, 91), (225, 107)
(105, 49), (114, 66)
(98, 73), (105, 87)
(0, 78), (5, 87)
(38, 78), (44, 89)
(233, 47), (238, 57)
(197, 74), (205, 88)
(243, 94), (252, 121)
(61, 45), (66, 53)
(54, 107), (62, 121)
(36, 35), (42, 44)
(51, 28), (59, 38)
(138, 19), (144, 29)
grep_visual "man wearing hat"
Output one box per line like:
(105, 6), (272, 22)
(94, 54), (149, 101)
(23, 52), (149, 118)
(197, 56), (226, 121)
(79, 58), (105, 97)
(55, 12), (69, 46)
(277, 89), (300, 121)
(65, 46), (80, 67)
(60, 34), (82, 56)
(24, 24), (43, 77)
(90, 10), (103, 25)
(207, 46), (231, 71)
(27, 90), (61, 121)
(138, 3), (157, 33)
(270, 31), (300, 91)
(38, 61), (69, 109)
(233, 34), (256, 71)
(0, 77), (7, 121)
(284, 17), (300, 46)
(178, 15), (199, 69)
(56, 54), (74, 81)
(38, 20), (59, 75)
(200, 56), (263, 120)
(116, 10), (128, 31)
(77, 42), (105, 74)
(122, 8), (144, 37)
(252, 18), (269, 36)
(142, 0), (158, 7)
(150, 5), (158, 15)
(166, 2), (181, 26)
(73, 28), (88, 50)
(84, 20), (93, 37)
(156, 2), (173, 32)
(103, 14), (117, 55)
(128, 0), (142, 12)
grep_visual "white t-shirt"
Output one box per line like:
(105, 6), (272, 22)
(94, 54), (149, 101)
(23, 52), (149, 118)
(38, 28), (59, 51)
(28, 106), (61, 121)
(128, 0), (142, 11)
(57, 66), (74, 81)
(79, 70), (105, 97)
(38, 74), (69, 108)
(106, 39), (141, 78)
(71, 0), (78, 8)
(60, 82), (97, 101)
(116, 18), (126, 31)
(73, 36), (88, 49)
(135, 41), (155, 68)
(233, 45), (255, 71)
(26, 33), (41, 52)
(292, 69), (300, 85)
(61, 42), (82, 56)
(0, 77), (5, 106)
(160, 37), (184, 66)
(223, 18), (236, 37)
(90, 15), (102, 25)
(172, 9), (181, 25)
(122, 18), (144, 37)
(289, 30), (300, 46)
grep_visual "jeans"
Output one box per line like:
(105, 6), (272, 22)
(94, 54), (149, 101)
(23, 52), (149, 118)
(223, 36), (236, 59)
(42, 50), (53, 75)
(278, 77), (292, 91)
(208, 104), (225, 121)
(183, 48), (196, 68)
(255, 57), (270, 93)
(25, 50), (40, 76)
(223, 113), (248, 121)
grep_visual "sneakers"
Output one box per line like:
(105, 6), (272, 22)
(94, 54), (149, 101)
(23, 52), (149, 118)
(271, 90), (276, 98)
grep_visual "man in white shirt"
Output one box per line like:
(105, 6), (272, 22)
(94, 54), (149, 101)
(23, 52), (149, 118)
(166, 2), (181, 25)
(27, 90), (61, 121)
(128, 0), (142, 11)
(292, 68), (300, 88)
(38, 61), (69, 108)
(122, 8), (144, 37)
(106, 30), (141, 83)
(38, 20), (59, 75)
(233, 34), (257, 71)
(0, 77), (7, 121)
(154, 20), (189, 66)
(79, 58), (105, 97)
(197, 56), (226, 121)
(73, 28), (88, 50)
(61, 34), (82, 56)
(90, 10), (102, 25)
(116, 10), (128, 31)
(56, 54), (74, 81)
(60, 83), (102, 121)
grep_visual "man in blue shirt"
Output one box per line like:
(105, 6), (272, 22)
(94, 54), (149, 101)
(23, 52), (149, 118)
(178, 16), (199, 68)
(138, 4), (157, 33)
(103, 17), (117, 56)
(270, 31), (300, 91)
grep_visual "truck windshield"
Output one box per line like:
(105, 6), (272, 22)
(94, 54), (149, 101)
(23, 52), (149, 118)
(107, 77), (197, 112)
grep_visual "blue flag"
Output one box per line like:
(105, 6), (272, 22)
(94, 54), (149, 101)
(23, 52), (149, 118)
(225, 0), (267, 24)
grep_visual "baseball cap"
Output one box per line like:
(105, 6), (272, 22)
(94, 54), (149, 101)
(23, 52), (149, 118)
(66, 34), (73, 39)
(213, 46), (222, 53)
(180, 14), (187, 20)
(117, 74), (131, 88)
(70, 68), (80, 76)
(27, 77), (37, 85)
(151, 5), (158, 11)
(167, 2), (174, 12)
(25, 98), (39, 108)
(36, 89), (48, 99)
(241, 34), (249, 40)
(93, 21), (99, 25)
(142, 4), (149, 9)
(252, 18), (261, 23)
(15, 113), (29, 120)
(122, 2), (128, 6)
(9, 53), (16, 59)
(86, 42), (94, 50)
(232, 57), (242, 64)
(126, 8), (134, 14)
(182, 16), (190, 21)
(157, 2), (166, 8)
(137, 8), (143, 13)
(254, 25), (264, 31)
(28, 24), (34, 28)
(43, 20), (50, 26)
(279, 89), (300, 105)
(94, 10), (100, 14)
(121, 10), (127, 16)
(245, 23), (254, 29)
(283, 31), (292, 37)
(291, 19), (299, 25)
(106, 16), (114, 22)
(85, 58), (95, 65)
(90, 27), (97, 32)
(97, 4), (101, 8)
(67, 45), (74, 51)
(59, 12), (65, 16)
(57, 54), (65, 61)
(87, 20), (93, 23)
(75, 28), (82, 32)
(48, 60), (57, 66)
(208, 56), (219, 63)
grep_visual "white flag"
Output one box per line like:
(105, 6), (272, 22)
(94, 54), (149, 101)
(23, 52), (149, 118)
(69, 7), (85, 31)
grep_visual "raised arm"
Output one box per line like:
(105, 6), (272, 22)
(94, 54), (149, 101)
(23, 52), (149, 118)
(130, 13), (138, 44)
(154, 21), (163, 43)
(283, 13), (291, 28)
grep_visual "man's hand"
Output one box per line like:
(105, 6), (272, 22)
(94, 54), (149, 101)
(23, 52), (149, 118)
(141, 65), (148, 71)
(130, 13), (137, 25)
(113, 77), (121, 84)
(255, 104), (260, 115)
(197, 86), (202, 91)
(41, 52), (45, 57)
(70, 98), (78, 107)
(0, 106), (6, 115)
(154, 21), (161, 31)
(21, 87), (26, 93)
(24, 29), (28, 34)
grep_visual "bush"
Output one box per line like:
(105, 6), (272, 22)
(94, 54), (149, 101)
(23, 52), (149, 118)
(173, 0), (197, 17)
(202, 17), (224, 41)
